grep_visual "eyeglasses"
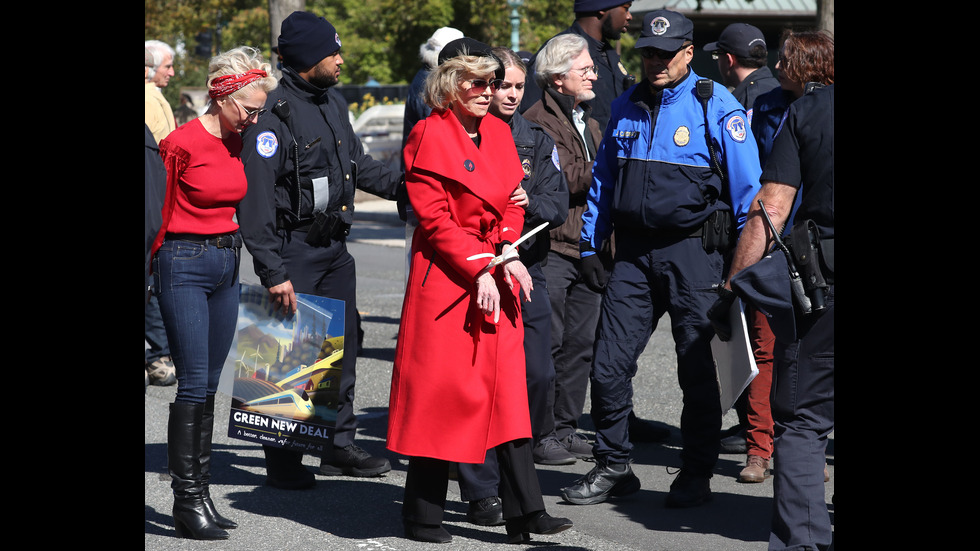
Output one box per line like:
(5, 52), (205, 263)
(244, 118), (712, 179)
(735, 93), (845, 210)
(464, 78), (503, 93)
(568, 65), (597, 77)
(640, 47), (684, 60)
(710, 50), (728, 61)
(233, 97), (266, 119)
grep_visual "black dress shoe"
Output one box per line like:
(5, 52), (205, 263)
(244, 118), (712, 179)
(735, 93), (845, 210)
(403, 520), (452, 543)
(505, 511), (573, 544)
(560, 462), (640, 505)
(467, 496), (504, 526)
(665, 471), (712, 508)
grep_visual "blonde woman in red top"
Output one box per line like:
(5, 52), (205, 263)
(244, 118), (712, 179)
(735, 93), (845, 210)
(151, 46), (277, 541)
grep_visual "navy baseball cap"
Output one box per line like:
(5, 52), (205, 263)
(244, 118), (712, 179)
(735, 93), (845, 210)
(635, 10), (694, 51)
(703, 23), (767, 57)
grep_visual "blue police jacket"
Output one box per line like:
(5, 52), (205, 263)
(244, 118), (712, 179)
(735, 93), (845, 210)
(581, 69), (761, 253)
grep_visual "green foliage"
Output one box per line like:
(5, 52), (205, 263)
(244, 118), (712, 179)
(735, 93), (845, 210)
(145, 0), (268, 107)
(146, 0), (631, 99)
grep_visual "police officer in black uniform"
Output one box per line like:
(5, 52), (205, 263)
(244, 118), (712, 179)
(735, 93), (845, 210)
(719, 83), (834, 550)
(238, 11), (404, 489)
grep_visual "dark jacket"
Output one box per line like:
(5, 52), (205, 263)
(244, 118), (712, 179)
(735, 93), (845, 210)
(507, 111), (569, 266)
(524, 87), (602, 259)
(238, 67), (403, 288)
(751, 86), (794, 168)
(732, 66), (779, 112)
(145, 124), (166, 288)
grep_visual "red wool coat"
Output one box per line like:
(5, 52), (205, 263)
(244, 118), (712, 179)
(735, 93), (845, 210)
(387, 108), (530, 464)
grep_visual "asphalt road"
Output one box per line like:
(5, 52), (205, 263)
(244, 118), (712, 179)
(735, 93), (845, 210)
(144, 202), (835, 550)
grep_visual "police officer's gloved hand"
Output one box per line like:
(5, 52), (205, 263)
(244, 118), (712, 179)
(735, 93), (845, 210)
(395, 178), (409, 222)
(707, 286), (737, 341)
(578, 242), (608, 292)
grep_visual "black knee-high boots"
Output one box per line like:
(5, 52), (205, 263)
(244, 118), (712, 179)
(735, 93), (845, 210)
(200, 394), (237, 529)
(168, 401), (230, 540)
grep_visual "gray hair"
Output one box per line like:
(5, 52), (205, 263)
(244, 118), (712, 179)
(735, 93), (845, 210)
(534, 34), (588, 89)
(144, 40), (175, 79)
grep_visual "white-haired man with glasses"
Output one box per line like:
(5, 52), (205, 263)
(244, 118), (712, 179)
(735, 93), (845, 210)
(523, 33), (606, 467)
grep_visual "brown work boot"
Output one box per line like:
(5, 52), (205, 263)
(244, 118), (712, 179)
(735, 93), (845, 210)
(738, 455), (770, 483)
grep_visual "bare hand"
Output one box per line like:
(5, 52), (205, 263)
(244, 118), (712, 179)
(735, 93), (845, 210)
(510, 184), (529, 208)
(502, 259), (533, 302)
(475, 271), (501, 323)
(268, 281), (298, 316)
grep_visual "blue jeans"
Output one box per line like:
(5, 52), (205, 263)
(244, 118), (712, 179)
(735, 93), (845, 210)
(154, 236), (240, 404)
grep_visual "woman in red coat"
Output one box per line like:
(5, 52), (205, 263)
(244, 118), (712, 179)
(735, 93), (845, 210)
(387, 38), (573, 545)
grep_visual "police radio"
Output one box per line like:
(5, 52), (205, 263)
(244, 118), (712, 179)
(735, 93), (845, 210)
(695, 79), (725, 182)
(272, 99), (302, 216)
(696, 78), (714, 102)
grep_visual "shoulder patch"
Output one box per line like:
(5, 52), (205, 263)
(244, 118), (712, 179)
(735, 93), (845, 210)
(725, 115), (747, 143)
(255, 131), (278, 158)
(551, 145), (560, 170)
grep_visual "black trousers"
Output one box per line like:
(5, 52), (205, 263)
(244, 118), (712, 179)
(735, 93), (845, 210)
(263, 232), (360, 471)
(457, 263), (554, 502)
(543, 251), (601, 440)
(403, 439), (545, 524)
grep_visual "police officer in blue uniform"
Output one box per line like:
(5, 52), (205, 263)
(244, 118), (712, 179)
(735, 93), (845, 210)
(559, 10), (762, 508)
(721, 83), (834, 550)
(237, 11), (403, 489)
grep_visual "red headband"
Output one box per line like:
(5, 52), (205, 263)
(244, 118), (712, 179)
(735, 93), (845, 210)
(209, 69), (268, 98)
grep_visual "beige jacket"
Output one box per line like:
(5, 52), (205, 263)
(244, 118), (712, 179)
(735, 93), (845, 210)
(145, 82), (175, 144)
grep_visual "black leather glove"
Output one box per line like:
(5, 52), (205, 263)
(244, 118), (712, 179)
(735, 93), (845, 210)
(395, 178), (409, 222)
(707, 286), (737, 341)
(579, 253), (608, 292)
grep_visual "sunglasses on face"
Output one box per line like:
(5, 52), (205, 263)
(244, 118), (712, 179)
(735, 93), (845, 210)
(464, 78), (503, 92)
(640, 47), (684, 60)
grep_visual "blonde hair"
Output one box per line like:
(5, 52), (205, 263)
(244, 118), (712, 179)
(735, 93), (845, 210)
(206, 46), (278, 105)
(423, 53), (500, 111)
